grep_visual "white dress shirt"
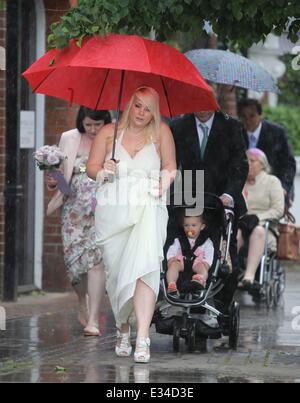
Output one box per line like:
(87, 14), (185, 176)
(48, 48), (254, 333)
(247, 122), (262, 148)
(195, 113), (215, 146)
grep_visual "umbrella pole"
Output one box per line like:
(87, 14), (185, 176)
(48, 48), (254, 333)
(160, 76), (172, 118)
(111, 70), (125, 161)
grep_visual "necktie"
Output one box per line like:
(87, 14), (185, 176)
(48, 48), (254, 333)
(249, 134), (257, 149)
(199, 123), (209, 159)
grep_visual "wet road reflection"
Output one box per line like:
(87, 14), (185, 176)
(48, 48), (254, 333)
(0, 266), (300, 383)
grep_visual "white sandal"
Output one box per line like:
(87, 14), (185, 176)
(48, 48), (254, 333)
(134, 337), (151, 364)
(115, 329), (132, 357)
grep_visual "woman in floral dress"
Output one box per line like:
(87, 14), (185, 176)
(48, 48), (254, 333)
(46, 107), (111, 336)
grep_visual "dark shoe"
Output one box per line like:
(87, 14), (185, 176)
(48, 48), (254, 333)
(238, 279), (253, 291)
(248, 281), (262, 297)
(250, 280), (261, 290)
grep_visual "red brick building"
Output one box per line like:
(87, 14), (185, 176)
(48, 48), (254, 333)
(0, 0), (78, 300)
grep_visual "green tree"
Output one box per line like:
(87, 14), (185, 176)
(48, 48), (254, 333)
(278, 54), (300, 107)
(48, 0), (300, 49)
(264, 105), (300, 154)
(0, 0), (5, 11)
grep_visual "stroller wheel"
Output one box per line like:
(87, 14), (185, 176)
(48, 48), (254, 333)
(173, 325), (181, 353)
(278, 264), (286, 294)
(229, 301), (240, 350)
(187, 322), (196, 353)
(273, 280), (281, 308)
(265, 282), (274, 309)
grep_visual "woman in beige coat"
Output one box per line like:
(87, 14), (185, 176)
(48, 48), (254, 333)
(237, 148), (284, 288)
(46, 107), (111, 336)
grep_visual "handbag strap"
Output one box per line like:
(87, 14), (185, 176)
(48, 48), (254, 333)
(284, 209), (296, 224)
(269, 226), (279, 241)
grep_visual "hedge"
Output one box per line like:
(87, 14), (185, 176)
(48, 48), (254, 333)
(263, 105), (300, 156)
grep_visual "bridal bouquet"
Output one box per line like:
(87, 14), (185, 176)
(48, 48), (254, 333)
(33, 145), (72, 196)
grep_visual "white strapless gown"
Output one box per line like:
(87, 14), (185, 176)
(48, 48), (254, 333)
(95, 132), (168, 328)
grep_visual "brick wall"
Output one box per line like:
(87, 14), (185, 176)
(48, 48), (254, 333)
(42, 0), (78, 291)
(0, 8), (6, 299)
(0, 0), (80, 295)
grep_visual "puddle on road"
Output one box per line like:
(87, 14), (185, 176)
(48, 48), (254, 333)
(0, 363), (299, 383)
(1, 270), (300, 383)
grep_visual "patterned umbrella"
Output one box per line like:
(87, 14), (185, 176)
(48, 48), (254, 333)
(185, 49), (280, 94)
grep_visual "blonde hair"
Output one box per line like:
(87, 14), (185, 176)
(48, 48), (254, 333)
(114, 87), (161, 150)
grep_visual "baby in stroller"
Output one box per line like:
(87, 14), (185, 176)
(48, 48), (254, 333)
(166, 213), (214, 297)
(153, 193), (240, 351)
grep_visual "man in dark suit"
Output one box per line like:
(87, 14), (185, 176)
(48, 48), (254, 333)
(170, 110), (249, 312)
(237, 98), (296, 202)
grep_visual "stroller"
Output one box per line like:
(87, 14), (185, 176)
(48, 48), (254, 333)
(153, 193), (240, 352)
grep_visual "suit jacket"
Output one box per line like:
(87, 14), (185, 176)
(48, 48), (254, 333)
(47, 129), (82, 216)
(243, 119), (296, 194)
(170, 112), (249, 217)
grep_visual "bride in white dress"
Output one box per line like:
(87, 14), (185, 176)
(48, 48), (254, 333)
(87, 87), (176, 363)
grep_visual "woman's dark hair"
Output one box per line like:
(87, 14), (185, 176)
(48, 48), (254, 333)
(76, 106), (112, 133)
(237, 98), (263, 116)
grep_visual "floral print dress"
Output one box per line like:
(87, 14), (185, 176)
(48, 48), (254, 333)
(61, 155), (101, 284)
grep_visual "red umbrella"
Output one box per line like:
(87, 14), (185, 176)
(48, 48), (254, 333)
(23, 34), (218, 160)
(23, 33), (218, 117)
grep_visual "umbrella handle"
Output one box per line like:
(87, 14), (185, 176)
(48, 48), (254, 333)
(107, 158), (117, 183)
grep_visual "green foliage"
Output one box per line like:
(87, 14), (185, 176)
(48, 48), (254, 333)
(264, 105), (300, 155)
(48, 0), (300, 49)
(0, 0), (6, 11)
(264, 55), (300, 155)
(278, 54), (300, 107)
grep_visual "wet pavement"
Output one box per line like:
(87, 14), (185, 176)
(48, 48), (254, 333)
(0, 265), (300, 383)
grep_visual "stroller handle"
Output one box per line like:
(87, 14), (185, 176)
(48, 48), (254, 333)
(225, 208), (235, 222)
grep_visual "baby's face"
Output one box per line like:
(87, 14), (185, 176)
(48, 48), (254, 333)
(183, 216), (206, 239)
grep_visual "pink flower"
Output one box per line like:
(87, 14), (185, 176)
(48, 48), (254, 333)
(33, 145), (67, 170)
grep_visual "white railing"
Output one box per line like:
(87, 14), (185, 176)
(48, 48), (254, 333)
(290, 156), (300, 224)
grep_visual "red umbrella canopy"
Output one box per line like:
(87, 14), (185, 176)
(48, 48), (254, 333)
(23, 34), (218, 117)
